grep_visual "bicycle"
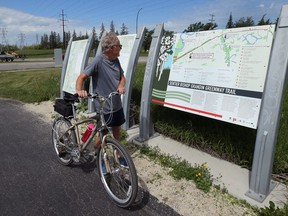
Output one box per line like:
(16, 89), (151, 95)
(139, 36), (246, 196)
(51, 92), (138, 208)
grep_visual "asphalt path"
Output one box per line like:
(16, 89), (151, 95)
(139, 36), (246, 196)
(0, 99), (180, 216)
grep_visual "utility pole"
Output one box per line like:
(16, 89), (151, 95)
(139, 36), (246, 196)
(1, 28), (8, 51)
(209, 14), (216, 30)
(18, 33), (25, 57)
(36, 34), (39, 45)
(209, 14), (215, 23)
(59, 9), (67, 49)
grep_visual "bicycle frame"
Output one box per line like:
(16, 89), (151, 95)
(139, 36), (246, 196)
(56, 93), (116, 156)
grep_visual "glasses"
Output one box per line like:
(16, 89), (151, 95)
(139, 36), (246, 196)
(113, 44), (122, 49)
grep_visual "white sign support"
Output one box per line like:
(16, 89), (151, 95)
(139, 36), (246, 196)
(60, 37), (73, 98)
(122, 27), (146, 129)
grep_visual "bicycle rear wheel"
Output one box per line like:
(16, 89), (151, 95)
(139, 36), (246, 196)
(97, 138), (138, 208)
(52, 117), (76, 166)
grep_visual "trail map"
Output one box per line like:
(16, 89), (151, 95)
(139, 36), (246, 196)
(152, 25), (275, 128)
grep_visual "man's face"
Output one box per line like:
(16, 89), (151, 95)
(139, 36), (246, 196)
(110, 39), (122, 59)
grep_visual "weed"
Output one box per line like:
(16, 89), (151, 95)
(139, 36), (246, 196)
(139, 145), (213, 193)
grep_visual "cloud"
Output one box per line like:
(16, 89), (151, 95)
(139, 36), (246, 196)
(0, 7), (61, 45)
(163, 0), (285, 32)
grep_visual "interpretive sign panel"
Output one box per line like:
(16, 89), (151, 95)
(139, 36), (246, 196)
(118, 34), (137, 76)
(152, 25), (275, 128)
(62, 39), (89, 94)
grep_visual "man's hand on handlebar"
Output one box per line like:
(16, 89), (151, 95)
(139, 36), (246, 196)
(76, 90), (88, 98)
(117, 86), (126, 94)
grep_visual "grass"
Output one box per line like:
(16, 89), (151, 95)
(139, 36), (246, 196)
(0, 68), (61, 103)
(16, 49), (55, 58)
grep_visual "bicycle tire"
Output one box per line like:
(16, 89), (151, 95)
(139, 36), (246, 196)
(52, 117), (76, 166)
(97, 138), (138, 208)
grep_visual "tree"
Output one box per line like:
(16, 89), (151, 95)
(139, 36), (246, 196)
(120, 23), (128, 35)
(184, 22), (204, 32)
(99, 23), (105, 39)
(226, 13), (234, 28)
(57, 33), (61, 47)
(235, 16), (254, 27)
(203, 22), (218, 30)
(183, 21), (217, 32)
(65, 31), (71, 48)
(142, 28), (154, 52)
(92, 27), (99, 49)
(110, 20), (115, 33)
(258, 14), (271, 25)
(40, 34), (49, 49)
(49, 31), (57, 49)
(72, 30), (77, 40)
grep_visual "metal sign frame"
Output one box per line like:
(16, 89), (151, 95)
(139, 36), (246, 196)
(246, 4), (288, 202)
(122, 27), (146, 129)
(136, 24), (164, 141)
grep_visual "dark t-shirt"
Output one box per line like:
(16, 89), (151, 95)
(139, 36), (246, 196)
(83, 53), (124, 112)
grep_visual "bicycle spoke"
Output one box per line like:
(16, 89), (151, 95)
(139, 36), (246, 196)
(97, 138), (138, 207)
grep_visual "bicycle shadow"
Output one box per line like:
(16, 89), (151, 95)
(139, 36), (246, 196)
(125, 176), (181, 215)
(124, 175), (150, 211)
(75, 161), (180, 215)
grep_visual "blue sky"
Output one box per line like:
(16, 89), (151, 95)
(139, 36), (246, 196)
(0, 0), (286, 46)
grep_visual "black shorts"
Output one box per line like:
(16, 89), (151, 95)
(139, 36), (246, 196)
(104, 108), (125, 127)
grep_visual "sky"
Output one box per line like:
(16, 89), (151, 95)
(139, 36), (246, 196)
(0, 0), (287, 46)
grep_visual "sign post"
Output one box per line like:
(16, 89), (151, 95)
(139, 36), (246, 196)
(246, 4), (288, 202)
(122, 27), (146, 129)
(136, 24), (164, 141)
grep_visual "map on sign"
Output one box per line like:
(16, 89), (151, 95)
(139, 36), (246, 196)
(62, 39), (89, 94)
(118, 34), (136, 76)
(152, 25), (275, 129)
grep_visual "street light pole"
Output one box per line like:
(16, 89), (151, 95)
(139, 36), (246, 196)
(136, 8), (143, 34)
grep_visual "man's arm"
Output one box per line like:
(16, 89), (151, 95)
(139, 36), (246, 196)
(117, 74), (126, 94)
(76, 72), (89, 97)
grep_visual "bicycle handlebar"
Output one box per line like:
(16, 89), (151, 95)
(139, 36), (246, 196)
(87, 91), (120, 99)
(71, 91), (121, 102)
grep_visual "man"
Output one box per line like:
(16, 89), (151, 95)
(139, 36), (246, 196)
(76, 32), (126, 147)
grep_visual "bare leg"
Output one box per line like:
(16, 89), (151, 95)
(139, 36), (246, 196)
(112, 126), (121, 141)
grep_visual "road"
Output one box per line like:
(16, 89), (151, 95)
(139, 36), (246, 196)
(0, 58), (55, 71)
(0, 57), (147, 71)
(0, 99), (179, 216)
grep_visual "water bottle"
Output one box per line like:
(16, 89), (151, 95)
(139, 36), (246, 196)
(81, 124), (95, 142)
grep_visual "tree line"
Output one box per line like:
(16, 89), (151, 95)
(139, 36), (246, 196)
(1, 13), (277, 52)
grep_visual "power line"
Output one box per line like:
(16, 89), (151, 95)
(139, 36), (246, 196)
(209, 14), (215, 23)
(1, 28), (8, 47)
(59, 9), (68, 49)
(18, 33), (25, 49)
(36, 34), (39, 45)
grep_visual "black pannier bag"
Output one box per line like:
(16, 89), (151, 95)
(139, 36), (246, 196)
(54, 99), (74, 117)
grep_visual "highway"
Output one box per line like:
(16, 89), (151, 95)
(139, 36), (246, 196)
(0, 57), (147, 71)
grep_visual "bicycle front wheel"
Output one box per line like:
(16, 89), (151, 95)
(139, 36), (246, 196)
(52, 117), (76, 166)
(97, 138), (138, 208)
